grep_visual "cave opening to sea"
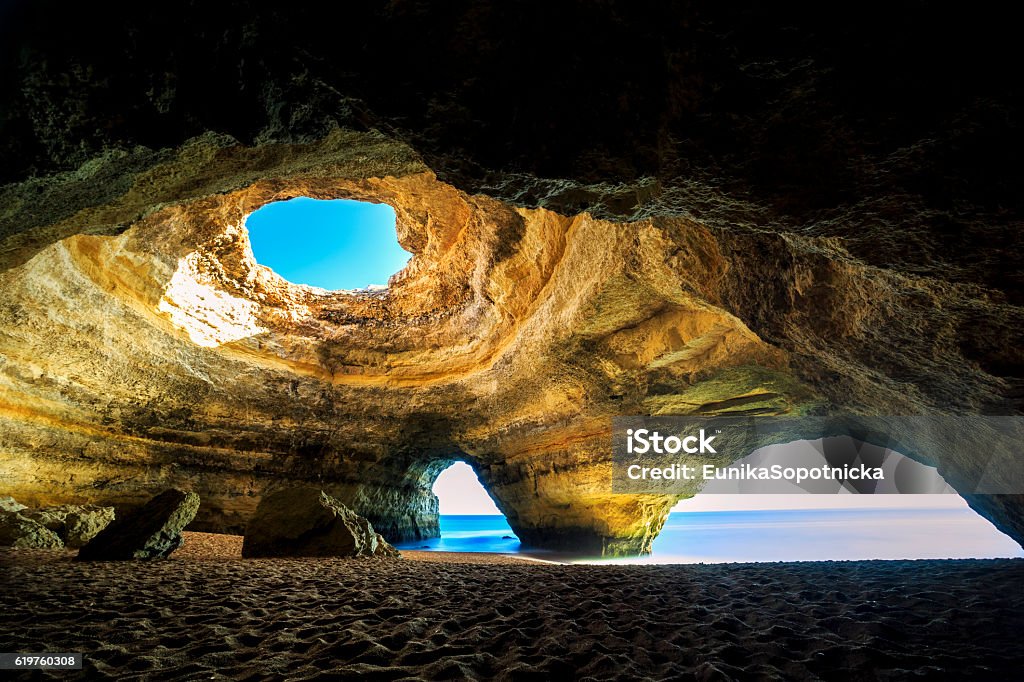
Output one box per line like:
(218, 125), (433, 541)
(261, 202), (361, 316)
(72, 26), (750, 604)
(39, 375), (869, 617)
(610, 437), (1024, 565)
(392, 438), (1022, 563)
(244, 197), (410, 291)
(402, 461), (521, 554)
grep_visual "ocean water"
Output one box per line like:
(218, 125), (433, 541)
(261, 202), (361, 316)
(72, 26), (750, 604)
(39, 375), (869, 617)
(397, 515), (523, 554)
(395, 509), (1024, 564)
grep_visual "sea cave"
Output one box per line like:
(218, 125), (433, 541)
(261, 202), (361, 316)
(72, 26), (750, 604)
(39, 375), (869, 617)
(1, 1), (1022, 679)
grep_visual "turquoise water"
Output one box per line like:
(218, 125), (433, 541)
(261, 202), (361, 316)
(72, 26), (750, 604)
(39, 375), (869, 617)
(395, 509), (1024, 564)
(397, 515), (523, 554)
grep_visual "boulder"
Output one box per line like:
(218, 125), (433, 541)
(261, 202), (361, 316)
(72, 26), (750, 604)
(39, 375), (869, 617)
(63, 506), (117, 547)
(18, 507), (66, 530)
(0, 496), (26, 513)
(76, 489), (200, 561)
(242, 488), (400, 559)
(21, 505), (115, 548)
(0, 510), (64, 548)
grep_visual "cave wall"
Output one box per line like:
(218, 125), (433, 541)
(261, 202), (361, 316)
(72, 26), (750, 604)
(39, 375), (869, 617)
(0, 1), (1021, 555)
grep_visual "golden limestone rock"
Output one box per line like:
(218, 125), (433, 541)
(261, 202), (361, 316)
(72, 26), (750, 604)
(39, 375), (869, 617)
(0, 132), (1018, 556)
(2, 5), (1020, 557)
(0, 145), (801, 555)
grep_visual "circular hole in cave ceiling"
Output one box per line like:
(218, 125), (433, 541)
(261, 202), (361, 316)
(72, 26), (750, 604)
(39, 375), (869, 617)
(245, 197), (411, 291)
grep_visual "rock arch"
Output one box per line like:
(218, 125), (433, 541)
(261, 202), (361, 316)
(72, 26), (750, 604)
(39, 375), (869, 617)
(1, 3), (1022, 558)
(1, 161), (1021, 557)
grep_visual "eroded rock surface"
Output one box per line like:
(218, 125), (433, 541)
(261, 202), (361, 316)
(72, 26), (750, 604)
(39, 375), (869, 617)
(21, 505), (115, 548)
(0, 510), (63, 549)
(242, 487), (399, 559)
(76, 489), (199, 561)
(0, 167), (818, 555)
(0, 3), (1021, 555)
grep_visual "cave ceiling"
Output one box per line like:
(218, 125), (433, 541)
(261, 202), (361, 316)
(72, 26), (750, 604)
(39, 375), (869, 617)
(0, 2), (1021, 555)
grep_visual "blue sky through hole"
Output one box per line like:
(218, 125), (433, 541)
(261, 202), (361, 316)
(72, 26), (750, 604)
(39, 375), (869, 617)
(245, 197), (411, 290)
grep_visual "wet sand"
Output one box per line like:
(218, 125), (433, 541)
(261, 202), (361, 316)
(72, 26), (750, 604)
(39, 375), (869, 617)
(2, 532), (1023, 680)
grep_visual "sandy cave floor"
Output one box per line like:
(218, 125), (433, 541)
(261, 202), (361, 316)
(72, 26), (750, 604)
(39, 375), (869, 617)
(2, 532), (1023, 680)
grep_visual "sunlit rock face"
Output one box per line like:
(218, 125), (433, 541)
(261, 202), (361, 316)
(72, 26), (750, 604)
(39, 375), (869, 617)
(0, 2), (1021, 554)
(0, 151), (806, 552)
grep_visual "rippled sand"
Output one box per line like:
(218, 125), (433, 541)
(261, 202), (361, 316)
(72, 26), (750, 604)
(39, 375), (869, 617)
(2, 532), (1022, 680)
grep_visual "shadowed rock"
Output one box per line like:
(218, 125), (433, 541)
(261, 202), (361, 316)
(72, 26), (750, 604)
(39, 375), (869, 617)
(0, 510), (63, 548)
(76, 489), (199, 561)
(242, 488), (400, 559)
(21, 505), (115, 548)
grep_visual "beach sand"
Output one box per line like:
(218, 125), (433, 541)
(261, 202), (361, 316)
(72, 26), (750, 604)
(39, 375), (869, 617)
(2, 531), (1022, 680)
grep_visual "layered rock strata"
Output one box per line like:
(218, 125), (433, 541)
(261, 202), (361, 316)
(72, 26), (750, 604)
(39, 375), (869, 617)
(0, 156), (1018, 554)
(0, 159), (824, 555)
(0, 2), (1021, 555)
